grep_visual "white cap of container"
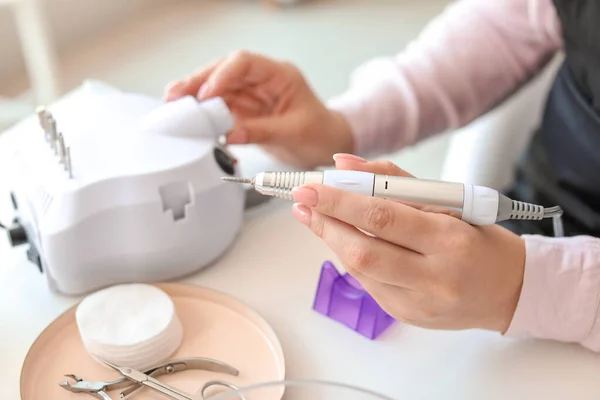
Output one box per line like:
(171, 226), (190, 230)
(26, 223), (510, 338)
(201, 97), (235, 135)
(140, 95), (234, 140)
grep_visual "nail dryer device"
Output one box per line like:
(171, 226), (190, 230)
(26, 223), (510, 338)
(5, 81), (247, 295)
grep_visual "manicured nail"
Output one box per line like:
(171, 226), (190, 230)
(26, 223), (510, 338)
(333, 153), (366, 163)
(164, 81), (184, 100)
(292, 186), (318, 207)
(292, 203), (311, 225)
(197, 83), (210, 99)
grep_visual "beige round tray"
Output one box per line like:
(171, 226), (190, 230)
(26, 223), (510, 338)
(20, 282), (286, 400)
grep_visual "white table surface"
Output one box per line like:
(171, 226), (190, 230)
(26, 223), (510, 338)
(1, 126), (600, 400)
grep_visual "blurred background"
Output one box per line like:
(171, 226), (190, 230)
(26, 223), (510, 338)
(0, 0), (453, 177)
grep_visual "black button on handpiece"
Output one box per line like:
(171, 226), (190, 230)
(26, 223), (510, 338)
(214, 147), (235, 176)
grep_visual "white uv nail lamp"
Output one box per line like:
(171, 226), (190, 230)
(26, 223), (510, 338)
(5, 80), (260, 296)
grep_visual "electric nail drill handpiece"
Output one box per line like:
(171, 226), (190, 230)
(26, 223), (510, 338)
(222, 170), (564, 227)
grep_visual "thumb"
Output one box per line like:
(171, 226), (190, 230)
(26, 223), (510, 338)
(333, 154), (415, 178)
(226, 116), (282, 145)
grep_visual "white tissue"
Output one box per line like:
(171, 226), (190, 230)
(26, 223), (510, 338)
(75, 283), (183, 370)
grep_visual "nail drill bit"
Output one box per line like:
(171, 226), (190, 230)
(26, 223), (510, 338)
(64, 147), (71, 177)
(57, 133), (66, 163)
(221, 177), (254, 185)
(65, 147), (72, 178)
(48, 116), (58, 153)
(36, 106), (48, 137)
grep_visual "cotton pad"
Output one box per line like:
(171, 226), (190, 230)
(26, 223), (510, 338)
(75, 283), (183, 370)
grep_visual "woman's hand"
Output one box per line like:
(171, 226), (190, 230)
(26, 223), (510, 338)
(291, 154), (526, 333)
(164, 50), (353, 168)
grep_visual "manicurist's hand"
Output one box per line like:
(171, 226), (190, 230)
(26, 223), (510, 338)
(164, 50), (353, 168)
(291, 154), (526, 333)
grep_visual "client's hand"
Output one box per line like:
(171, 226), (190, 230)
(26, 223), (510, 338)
(164, 50), (353, 169)
(291, 154), (525, 333)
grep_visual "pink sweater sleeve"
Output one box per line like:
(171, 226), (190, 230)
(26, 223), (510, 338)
(507, 236), (600, 352)
(327, 0), (562, 156)
(328, 0), (600, 352)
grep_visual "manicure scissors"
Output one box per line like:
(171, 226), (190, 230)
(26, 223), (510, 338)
(59, 357), (239, 399)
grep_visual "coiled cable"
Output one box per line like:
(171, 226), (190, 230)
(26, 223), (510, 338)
(509, 201), (564, 237)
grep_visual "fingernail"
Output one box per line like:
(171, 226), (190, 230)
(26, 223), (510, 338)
(197, 83), (210, 99)
(333, 153), (366, 163)
(292, 203), (311, 226)
(292, 186), (318, 207)
(165, 80), (183, 91)
(226, 129), (249, 145)
(164, 81), (184, 101)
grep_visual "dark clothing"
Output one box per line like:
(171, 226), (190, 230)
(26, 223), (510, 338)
(503, 0), (600, 237)
(551, 0), (600, 113)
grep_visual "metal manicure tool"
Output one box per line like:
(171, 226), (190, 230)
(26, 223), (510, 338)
(59, 357), (242, 400)
(222, 170), (565, 236)
(35, 105), (74, 178)
(101, 359), (245, 400)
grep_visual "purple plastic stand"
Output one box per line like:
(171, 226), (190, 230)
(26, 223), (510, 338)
(312, 261), (395, 340)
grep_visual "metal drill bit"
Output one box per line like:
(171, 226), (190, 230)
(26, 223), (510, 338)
(65, 146), (72, 178)
(36, 105), (46, 118)
(47, 116), (57, 152)
(57, 132), (66, 163)
(36, 106), (48, 135)
(221, 177), (253, 185)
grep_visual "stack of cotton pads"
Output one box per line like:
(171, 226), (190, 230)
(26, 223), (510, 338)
(75, 283), (183, 370)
